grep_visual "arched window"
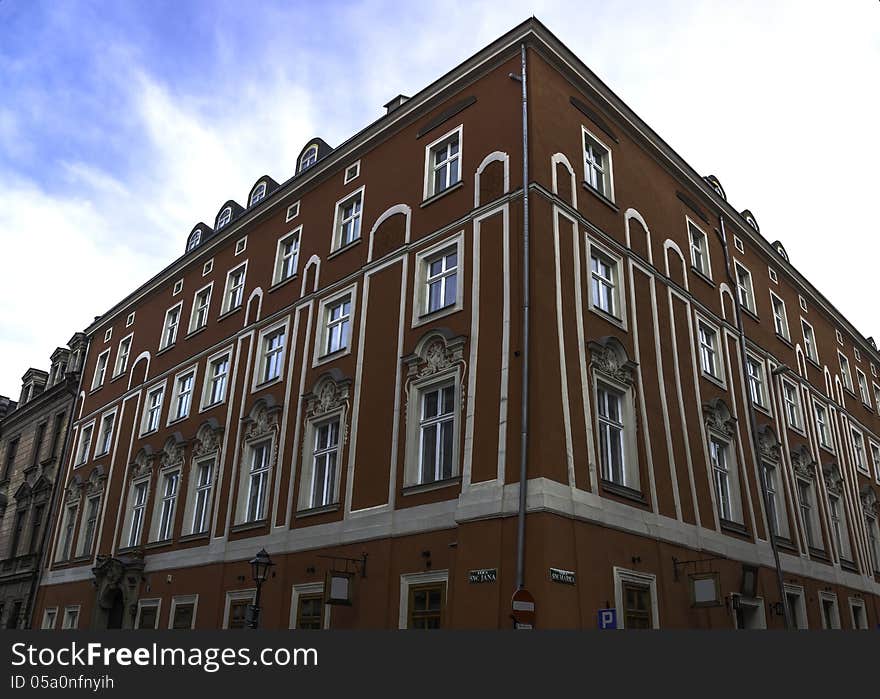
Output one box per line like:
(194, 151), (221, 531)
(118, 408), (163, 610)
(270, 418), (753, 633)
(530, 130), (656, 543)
(250, 182), (267, 207)
(299, 144), (319, 172)
(187, 230), (202, 252)
(217, 207), (232, 229)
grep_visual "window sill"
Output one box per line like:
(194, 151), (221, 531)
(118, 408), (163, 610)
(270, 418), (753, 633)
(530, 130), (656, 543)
(268, 274), (298, 294)
(93, 450), (110, 459)
(808, 546), (830, 563)
(198, 400), (225, 414)
(88, 386), (103, 396)
(166, 415), (189, 428)
(328, 238), (362, 260)
(843, 387), (857, 400)
(402, 476), (461, 497)
(140, 429), (159, 438)
(773, 536), (797, 553)
(752, 402), (773, 418)
(230, 519), (268, 534)
(116, 545), (143, 556)
(156, 344), (175, 357)
(420, 180), (464, 208)
(588, 304), (626, 331)
(818, 442), (835, 455)
(295, 503), (340, 518)
(110, 373), (126, 384)
(690, 267), (716, 288)
(806, 356), (821, 370)
(185, 325), (208, 340)
(218, 307), (242, 323)
(774, 333), (794, 350)
(413, 303), (463, 329)
(840, 559), (858, 573)
(701, 371), (727, 390)
(581, 181), (619, 213)
(314, 347), (351, 368)
(599, 479), (647, 505)
(253, 377), (282, 392)
(741, 307), (760, 323)
(178, 532), (209, 544)
(720, 519), (749, 537)
(145, 539), (174, 550)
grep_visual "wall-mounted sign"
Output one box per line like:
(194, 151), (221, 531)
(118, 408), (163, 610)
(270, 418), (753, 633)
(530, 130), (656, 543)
(598, 608), (617, 629)
(550, 568), (576, 585)
(511, 588), (536, 628)
(469, 568), (497, 584)
(689, 572), (721, 607)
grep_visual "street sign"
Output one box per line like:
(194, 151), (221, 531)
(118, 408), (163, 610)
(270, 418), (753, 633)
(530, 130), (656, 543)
(549, 568), (576, 585)
(469, 568), (497, 584)
(511, 588), (536, 628)
(598, 608), (617, 629)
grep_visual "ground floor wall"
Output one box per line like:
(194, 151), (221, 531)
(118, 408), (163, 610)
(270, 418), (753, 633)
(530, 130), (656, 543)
(0, 571), (36, 629)
(33, 512), (880, 629)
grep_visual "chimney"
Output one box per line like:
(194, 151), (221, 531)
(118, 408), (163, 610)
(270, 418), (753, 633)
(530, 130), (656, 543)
(384, 94), (410, 115)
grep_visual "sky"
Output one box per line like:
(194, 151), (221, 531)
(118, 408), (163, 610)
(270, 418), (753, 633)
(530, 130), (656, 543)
(0, 0), (878, 398)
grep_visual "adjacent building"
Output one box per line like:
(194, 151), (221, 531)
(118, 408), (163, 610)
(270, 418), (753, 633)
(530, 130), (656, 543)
(32, 18), (880, 630)
(0, 335), (86, 628)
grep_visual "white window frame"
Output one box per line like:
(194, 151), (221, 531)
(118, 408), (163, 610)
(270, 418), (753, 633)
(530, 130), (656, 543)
(238, 438), (274, 524)
(404, 371), (462, 488)
(202, 259), (213, 276)
(814, 402), (834, 452)
(234, 237), (247, 256)
(140, 383), (166, 435)
(800, 295), (808, 313)
(836, 329), (844, 345)
(272, 227), (302, 286)
(870, 441), (880, 483)
(708, 436), (743, 524)
(168, 594), (199, 630)
(781, 379), (804, 432)
(200, 347), (233, 410)
(135, 598), (161, 629)
(126, 312), (135, 327)
(289, 582), (331, 629)
(299, 144), (319, 172)
(687, 218), (711, 278)
(801, 318), (819, 363)
(298, 412), (344, 512)
(188, 282), (213, 334)
(253, 319), (289, 390)
(838, 352), (854, 392)
(696, 316), (724, 383)
(91, 349), (110, 390)
(217, 206), (232, 229)
(343, 160), (360, 184)
(613, 567), (659, 629)
(159, 302), (183, 351)
(172, 279), (183, 296)
(313, 285), (357, 366)
(770, 291), (790, 340)
(784, 584), (808, 630)
(797, 477), (822, 551)
(184, 455), (216, 536)
(768, 267), (778, 284)
(41, 607), (58, 630)
(75, 420), (95, 466)
(56, 503), (79, 561)
(581, 125), (614, 200)
(734, 261), (756, 314)
(123, 478), (150, 549)
(733, 236), (744, 253)
(221, 262), (248, 314)
(423, 125), (463, 200)
(850, 427), (869, 475)
(113, 334), (133, 378)
(331, 186), (365, 252)
(285, 201), (300, 222)
(168, 366), (197, 424)
(848, 597), (868, 630)
(828, 491), (852, 562)
(818, 591), (841, 630)
(856, 368), (871, 406)
(104, 327), (112, 342)
(150, 468), (180, 542)
(586, 238), (627, 327)
(95, 409), (116, 457)
(745, 353), (768, 410)
(398, 570), (449, 629)
(61, 605), (80, 630)
(76, 493), (102, 557)
(249, 182), (267, 207)
(186, 230), (201, 252)
(763, 461), (789, 539)
(223, 589), (256, 629)
(412, 232), (465, 327)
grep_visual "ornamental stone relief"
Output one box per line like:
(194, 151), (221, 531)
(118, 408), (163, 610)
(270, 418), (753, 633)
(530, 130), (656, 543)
(404, 332), (466, 380)
(243, 399), (282, 443)
(790, 445), (817, 481)
(822, 463), (844, 497)
(304, 376), (351, 419)
(160, 438), (185, 471)
(588, 337), (638, 387)
(702, 398), (736, 440)
(129, 449), (155, 481)
(756, 425), (781, 464)
(193, 423), (223, 458)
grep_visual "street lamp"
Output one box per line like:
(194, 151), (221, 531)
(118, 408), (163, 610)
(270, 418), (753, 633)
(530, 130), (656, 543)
(247, 548), (275, 629)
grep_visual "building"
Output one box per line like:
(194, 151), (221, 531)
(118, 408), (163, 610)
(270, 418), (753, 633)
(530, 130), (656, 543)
(0, 335), (86, 628)
(33, 18), (880, 630)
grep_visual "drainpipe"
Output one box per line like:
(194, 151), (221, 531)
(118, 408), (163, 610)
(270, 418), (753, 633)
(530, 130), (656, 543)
(515, 41), (531, 592)
(716, 216), (791, 629)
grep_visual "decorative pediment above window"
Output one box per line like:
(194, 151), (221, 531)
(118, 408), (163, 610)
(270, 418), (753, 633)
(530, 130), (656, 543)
(702, 398), (736, 440)
(193, 421), (224, 458)
(756, 424), (781, 464)
(861, 484), (879, 516)
(64, 475), (83, 504)
(822, 462), (844, 497)
(242, 398), (282, 441)
(129, 448), (155, 481)
(588, 336), (638, 387)
(13, 480), (32, 505)
(790, 445), (816, 481)
(86, 466), (106, 496)
(403, 330), (467, 380)
(160, 437), (186, 471)
(304, 373), (351, 419)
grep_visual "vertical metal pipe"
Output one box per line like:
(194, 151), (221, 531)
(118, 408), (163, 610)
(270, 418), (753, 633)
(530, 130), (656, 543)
(515, 41), (530, 592)
(717, 216), (791, 629)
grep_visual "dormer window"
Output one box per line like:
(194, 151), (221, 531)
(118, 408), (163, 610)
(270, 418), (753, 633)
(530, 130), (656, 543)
(250, 182), (267, 207)
(217, 207), (232, 229)
(186, 230), (201, 252)
(300, 144), (319, 173)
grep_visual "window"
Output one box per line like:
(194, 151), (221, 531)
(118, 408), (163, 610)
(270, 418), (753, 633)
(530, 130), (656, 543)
(424, 126), (462, 199)
(581, 128), (613, 200)
(799, 295), (808, 312)
(155, 471), (179, 541)
(839, 352), (853, 391)
(296, 593), (325, 629)
(857, 369), (871, 405)
(92, 350), (110, 389)
(2, 437), (18, 480)
(819, 592), (841, 630)
(710, 438), (736, 522)
(849, 598), (868, 630)
(170, 596), (197, 630)
(141, 386), (164, 434)
(136, 600), (160, 630)
(189, 285), (212, 333)
(285, 201), (300, 222)
(114, 336), (132, 377)
(781, 381), (803, 431)
(413, 235), (464, 325)
(273, 229), (300, 285)
(343, 161), (360, 184)
(866, 516), (880, 573)
(225, 592), (255, 630)
(855, 347), (862, 361)
(814, 403), (833, 450)
(246, 441), (271, 521)
(319, 293), (352, 358)
(698, 321), (721, 380)
(29, 505), (44, 554)
(763, 463), (788, 538)
(41, 608), (58, 630)
(160, 304), (182, 350)
(875, 385), (880, 413)
(126, 312), (135, 327)
(836, 329), (844, 345)
(172, 279), (183, 295)
(203, 352), (231, 408)
(217, 206), (232, 229)
(299, 144), (319, 172)
(75, 423), (94, 465)
(733, 236), (744, 253)
(801, 320), (818, 363)
(186, 230), (201, 252)
(408, 582), (446, 629)
(57, 504), (77, 561)
(746, 355), (767, 408)
(851, 428), (868, 474)
(190, 458), (214, 534)
(62, 606), (80, 630)
(597, 384), (626, 486)
(222, 264), (247, 313)
(797, 479), (820, 550)
(127, 481), (148, 548)
(871, 442), (880, 480)
(170, 370), (195, 422)
(418, 383), (456, 484)
(235, 236), (247, 255)
(688, 221), (710, 277)
(95, 412), (115, 457)
(257, 326), (286, 385)
(203, 259), (213, 276)
(613, 568), (658, 629)
(590, 249), (620, 318)
(734, 262), (755, 313)
(785, 585), (808, 630)
(78, 495), (100, 557)
(768, 267), (778, 283)
(249, 182), (267, 206)
(104, 327), (112, 342)
(309, 420), (339, 509)
(332, 189), (363, 250)
(770, 293), (789, 340)
(9, 510), (25, 557)
(828, 493), (852, 561)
